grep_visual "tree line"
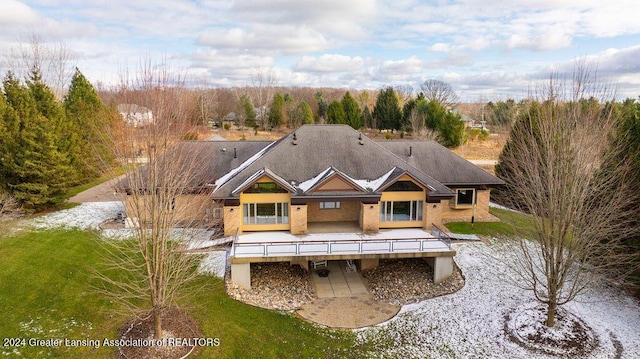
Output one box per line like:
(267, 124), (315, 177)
(0, 68), (116, 211)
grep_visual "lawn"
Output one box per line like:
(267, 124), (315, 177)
(0, 229), (365, 358)
(445, 207), (535, 238)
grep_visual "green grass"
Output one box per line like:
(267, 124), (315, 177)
(0, 229), (366, 358)
(444, 207), (535, 238)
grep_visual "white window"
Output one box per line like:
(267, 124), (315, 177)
(319, 201), (341, 209)
(380, 201), (423, 222)
(243, 203), (289, 225)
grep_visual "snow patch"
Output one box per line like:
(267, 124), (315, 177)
(30, 201), (124, 231)
(358, 241), (640, 358)
(197, 251), (227, 277)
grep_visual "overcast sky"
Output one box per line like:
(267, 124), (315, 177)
(2, 0), (640, 101)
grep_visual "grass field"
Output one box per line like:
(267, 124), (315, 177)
(0, 229), (365, 358)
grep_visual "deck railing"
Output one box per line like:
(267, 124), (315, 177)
(430, 223), (453, 250)
(231, 231), (453, 258)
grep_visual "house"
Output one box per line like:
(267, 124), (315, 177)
(120, 125), (504, 290)
(117, 103), (154, 127)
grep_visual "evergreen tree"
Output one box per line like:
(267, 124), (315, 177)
(2, 72), (73, 210)
(239, 95), (257, 128)
(315, 91), (328, 123)
(373, 87), (401, 130)
(298, 101), (314, 125)
(327, 100), (346, 124)
(421, 99), (465, 147)
(361, 105), (373, 128)
(341, 91), (361, 129)
(268, 93), (285, 128)
(63, 68), (114, 180)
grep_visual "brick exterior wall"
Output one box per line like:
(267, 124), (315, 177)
(441, 189), (492, 222)
(360, 202), (380, 233)
(224, 205), (241, 236)
(307, 201), (359, 222)
(290, 204), (308, 234)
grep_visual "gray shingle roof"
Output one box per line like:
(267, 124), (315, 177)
(118, 140), (272, 191)
(213, 125), (454, 199)
(378, 141), (504, 186)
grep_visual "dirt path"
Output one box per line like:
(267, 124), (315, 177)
(68, 175), (126, 203)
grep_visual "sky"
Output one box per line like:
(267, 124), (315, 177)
(1, 0), (640, 101)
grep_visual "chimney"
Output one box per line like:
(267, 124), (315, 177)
(233, 147), (237, 159)
(409, 146), (412, 157)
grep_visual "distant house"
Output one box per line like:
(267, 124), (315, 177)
(120, 125), (504, 289)
(117, 104), (154, 127)
(452, 108), (487, 130)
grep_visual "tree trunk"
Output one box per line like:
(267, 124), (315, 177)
(546, 301), (557, 327)
(154, 308), (163, 339)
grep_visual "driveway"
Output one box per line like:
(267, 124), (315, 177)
(68, 175), (126, 203)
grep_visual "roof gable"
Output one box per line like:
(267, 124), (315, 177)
(231, 168), (296, 195)
(305, 168), (367, 193)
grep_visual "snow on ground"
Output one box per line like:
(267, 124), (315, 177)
(358, 241), (640, 358)
(30, 201), (124, 231)
(197, 251), (227, 278)
(27, 202), (640, 357)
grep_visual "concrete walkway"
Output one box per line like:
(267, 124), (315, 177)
(296, 260), (400, 328)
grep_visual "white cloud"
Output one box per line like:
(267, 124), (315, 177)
(294, 54), (366, 73)
(197, 25), (329, 56)
(0, 0), (39, 25)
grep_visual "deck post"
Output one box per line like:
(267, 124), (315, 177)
(231, 262), (251, 289)
(429, 256), (454, 284)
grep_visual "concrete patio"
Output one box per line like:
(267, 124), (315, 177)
(296, 260), (400, 328)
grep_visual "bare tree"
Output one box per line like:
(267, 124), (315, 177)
(408, 107), (437, 140)
(420, 79), (459, 109)
(0, 191), (22, 237)
(100, 58), (218, 342)
(250, 69), (278, 130)
(497, 66), (637, 327)
(4, 34), (76, 99)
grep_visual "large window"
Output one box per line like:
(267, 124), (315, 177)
(385, 181), (422, 192)
(319, 201), (340, 209)
(244, 182), (288, 193)
(455, 189), (475, 206)
(380, 201), (423, 222)
(243, 203), (289, 225)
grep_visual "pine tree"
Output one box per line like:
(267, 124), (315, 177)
(373, 87), (401, 130)
(298, 101), (314, 125)
(342, 91), (361, 129)
(3, 72), (74, 210)
(64, 68), (115, 180)
(268, 93), (285, 128)
(327, 101), (346, 124)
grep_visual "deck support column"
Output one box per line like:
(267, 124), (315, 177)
(360, 258), (379, 271)
(426, 256), (454, 284)
(231, 262), (251, 289)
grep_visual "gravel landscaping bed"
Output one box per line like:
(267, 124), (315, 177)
(225, 263), (315, 311)
(226, 259), (465, 311)
(361, 258), (465, 306)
